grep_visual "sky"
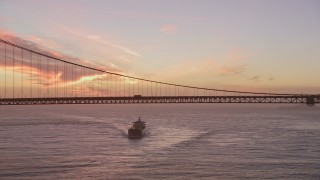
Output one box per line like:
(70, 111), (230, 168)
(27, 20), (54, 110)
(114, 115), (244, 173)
(0, 0), (320, 94)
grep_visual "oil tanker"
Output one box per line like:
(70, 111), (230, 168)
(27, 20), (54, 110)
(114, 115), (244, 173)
(128, 117), (146, 139)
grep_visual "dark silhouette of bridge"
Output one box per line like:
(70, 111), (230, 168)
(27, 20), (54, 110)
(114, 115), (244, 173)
(0, 39), (319, 106)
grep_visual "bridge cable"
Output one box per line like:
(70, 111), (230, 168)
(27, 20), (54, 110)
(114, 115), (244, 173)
(4, 43), (6, 98)
(0, 39), (307, 97)
(21, 49), (23, 98)
(13, 45), (15, 98)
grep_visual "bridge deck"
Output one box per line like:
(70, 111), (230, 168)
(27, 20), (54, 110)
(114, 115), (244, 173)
(0, 95), (319, 105)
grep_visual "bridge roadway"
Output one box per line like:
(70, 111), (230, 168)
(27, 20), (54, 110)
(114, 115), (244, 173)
(0, 95), (319, 106)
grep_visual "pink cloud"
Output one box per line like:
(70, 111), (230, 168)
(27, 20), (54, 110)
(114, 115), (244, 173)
(149, 48), (255, 88)
(218, 48), (249, 76)
(0, 16), (13, 22)
(57, 24), (141, 57)
(227, 48), (246, 62)
(160, 24), (179, 34)
(248, 75), (261, 82)
(0, 29), (122, 90)
(219, 64), (246, 76)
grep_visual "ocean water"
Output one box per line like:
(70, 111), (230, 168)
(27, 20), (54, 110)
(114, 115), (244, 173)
(0, 104), (319, 179)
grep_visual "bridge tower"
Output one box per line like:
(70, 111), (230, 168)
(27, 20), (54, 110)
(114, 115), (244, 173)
(306, 95), (316, 106)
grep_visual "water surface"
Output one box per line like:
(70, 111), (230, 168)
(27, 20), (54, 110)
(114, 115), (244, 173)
(0, 104), (319, 179)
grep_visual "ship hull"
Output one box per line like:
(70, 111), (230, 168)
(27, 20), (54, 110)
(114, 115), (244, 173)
(128, 128), (145, 139)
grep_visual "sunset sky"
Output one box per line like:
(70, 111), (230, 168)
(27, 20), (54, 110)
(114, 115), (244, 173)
(0, 0), (320, 94)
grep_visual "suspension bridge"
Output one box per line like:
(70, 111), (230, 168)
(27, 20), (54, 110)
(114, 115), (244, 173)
(0, 38), (319, 106)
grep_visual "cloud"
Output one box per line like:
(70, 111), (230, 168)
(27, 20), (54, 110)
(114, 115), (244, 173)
(160, 24), (179, 34)
(218, 48), (248, 76)
(23, 35), (63, 51)
(58, 24), (141, 57)
(148, 47), (263, 89)
(249, 75), (260, 82)
(87, 35), (141, 57)
(227, 48), (246, 62)
(0, 29), (121, 90)
(219, 64), (246, 76)
(0, 16), (13, 22)
(147, 59), (218, 87)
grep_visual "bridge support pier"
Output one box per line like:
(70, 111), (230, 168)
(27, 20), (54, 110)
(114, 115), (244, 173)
(306, 95), (315, 106)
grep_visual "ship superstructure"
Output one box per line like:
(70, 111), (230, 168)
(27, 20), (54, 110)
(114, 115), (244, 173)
(128, 117), (146, 139)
